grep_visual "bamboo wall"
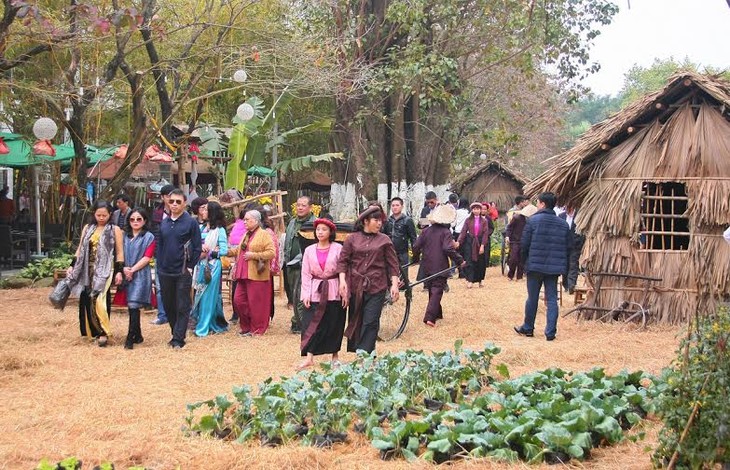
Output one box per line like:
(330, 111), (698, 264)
(460, 173), (523, 211)
(575, 104), (730, 324)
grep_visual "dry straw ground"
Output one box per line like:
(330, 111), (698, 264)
(0, 267), (681, 470)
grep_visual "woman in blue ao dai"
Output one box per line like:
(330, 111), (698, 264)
(191, 201), (229, 336)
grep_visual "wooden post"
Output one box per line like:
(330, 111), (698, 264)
(178, 144), (187, 193)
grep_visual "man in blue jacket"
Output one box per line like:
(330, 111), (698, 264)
(514, 192), (571, 341)
(157, 189), (202, 349)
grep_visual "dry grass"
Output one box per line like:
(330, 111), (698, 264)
(0, 267), (681, 469)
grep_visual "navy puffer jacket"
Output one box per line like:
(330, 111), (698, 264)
(520, 209), (572, 275)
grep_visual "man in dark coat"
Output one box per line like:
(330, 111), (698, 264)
(412, 204), (464, 326)
(283, 196), (316, 333)
(514, 192), (571, 341)
(384, 197), (417, 283)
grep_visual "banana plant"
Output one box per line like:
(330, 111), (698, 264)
(224, 87), (343, 190)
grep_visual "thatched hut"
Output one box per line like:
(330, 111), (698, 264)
(526, 72), (730, 324)
(451, 160), (528, 212)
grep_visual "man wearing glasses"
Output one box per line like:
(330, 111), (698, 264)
(150, 184), (175, 326)
(157, 188), (202, 349)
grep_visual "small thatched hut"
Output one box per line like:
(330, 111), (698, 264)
(526, 72), (730, 323)
(451, 160), (528, 212)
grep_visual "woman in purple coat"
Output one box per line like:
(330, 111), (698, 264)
(412, 205), (464, 327)
(456, 202), (493, 288)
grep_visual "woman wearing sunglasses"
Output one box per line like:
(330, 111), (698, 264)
(113, 209), (156, 349)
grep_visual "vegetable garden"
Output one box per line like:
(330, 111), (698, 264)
(186, 341), (659, 465)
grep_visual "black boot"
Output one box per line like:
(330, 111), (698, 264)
(127, 308), (142, 348)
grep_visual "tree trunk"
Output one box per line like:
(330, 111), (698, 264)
(100, 70), (152, 201)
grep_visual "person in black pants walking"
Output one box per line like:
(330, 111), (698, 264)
(157, 188), (202, 349)
(384, 197), (417, 283)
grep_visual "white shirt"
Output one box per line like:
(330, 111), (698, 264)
(453, 209), (469, 233)
(724, 226), (730, 244)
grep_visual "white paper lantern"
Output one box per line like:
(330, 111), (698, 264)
(33, 117), (58, 140)
(479, 153), (487, 160)
(236, 103), (255, 121)
(233, 69), (248, 83)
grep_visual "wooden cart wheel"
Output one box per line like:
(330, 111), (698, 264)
(378, 266), (412, 341)
(620, 303), (648, 332)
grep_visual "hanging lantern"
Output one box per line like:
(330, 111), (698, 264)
(113, 144), (128, 159)
(232, 69), (247, 83)
(0, 137), (8, 154)
(188, 142), (201, 162)
(33, 140), (55, 156)
(32, 117), (58, 140)
(144, 144), (172, 162)
(236, 103), (255, 121)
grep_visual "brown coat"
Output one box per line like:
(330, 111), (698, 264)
(230, 227), (276, 281)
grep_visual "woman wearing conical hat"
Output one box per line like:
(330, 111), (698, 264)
(412, 204), (465, 327)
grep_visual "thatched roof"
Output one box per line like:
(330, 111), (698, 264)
(526, 71), (730, 209)
(451, 159), (529, 194)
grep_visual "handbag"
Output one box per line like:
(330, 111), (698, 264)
(256, 259), (266, 275)
(203, 263), (212, 283)
(48, 278), (72, 310)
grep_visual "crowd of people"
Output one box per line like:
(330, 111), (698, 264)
(55, 185), (581, 367)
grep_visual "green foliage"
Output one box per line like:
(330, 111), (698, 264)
(619, 58), (700, 107)
(36, 457), (148, 469)
(224, 96), (267, 190)
(273, 153), (343, 174)
(653, 307), (730, 469)
(19, 254), (73, 281)
(564, 94), (622, 144)
(185, 341), (658, 464)
(49, 241), (74, 258)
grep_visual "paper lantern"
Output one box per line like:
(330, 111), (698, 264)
(113, 144), (128, 159)
(479, 153), (487, 160)
(233, 69), (247, 83)
(32, 117), (58, 140)
(236, 103), (255, 121)
(0, 137), (8, 154)
(145, 144), (172, 162)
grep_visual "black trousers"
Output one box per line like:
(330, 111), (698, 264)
(396, 251), (409, 285)
(347, 291), (386, 354)
(159, 272), (193, 347)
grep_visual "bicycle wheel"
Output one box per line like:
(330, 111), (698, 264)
(501, 241), (508, 276)
(378, 267), (412, 341)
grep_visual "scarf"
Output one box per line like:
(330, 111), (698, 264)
(67, 223), (116, 296)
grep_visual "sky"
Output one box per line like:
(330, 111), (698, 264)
(580, 0), (730, 96)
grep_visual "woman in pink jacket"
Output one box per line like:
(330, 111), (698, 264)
(297, 218), (346, 370)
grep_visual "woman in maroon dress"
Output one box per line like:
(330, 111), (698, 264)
(456, 202), (493, 288)
(337, 206), (400, 354)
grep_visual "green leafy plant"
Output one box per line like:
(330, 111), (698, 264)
(36, 457), (147, 470)
(653, 307), (730, 469)
(20, 254), (74, 281)
(185, 341), (659, 464)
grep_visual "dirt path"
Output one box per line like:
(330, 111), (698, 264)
(0, 267), (680, 469)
